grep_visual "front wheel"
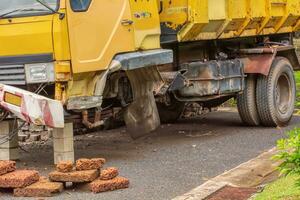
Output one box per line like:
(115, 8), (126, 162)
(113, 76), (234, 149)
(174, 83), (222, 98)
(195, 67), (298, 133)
(256, 57), (296, 127)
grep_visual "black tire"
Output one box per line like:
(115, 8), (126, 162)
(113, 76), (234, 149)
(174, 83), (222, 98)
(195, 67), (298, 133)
(157, 96), (185, 123)
(237, 75), (261, 126)
(256, 57), (296, 127)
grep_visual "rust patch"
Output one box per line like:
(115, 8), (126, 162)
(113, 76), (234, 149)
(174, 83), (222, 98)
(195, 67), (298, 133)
(241, 54), (274, 76)
(239, 45), (300, 75)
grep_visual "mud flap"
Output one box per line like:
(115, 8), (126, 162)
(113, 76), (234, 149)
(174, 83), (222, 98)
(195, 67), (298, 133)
(124, 67), (163, 139)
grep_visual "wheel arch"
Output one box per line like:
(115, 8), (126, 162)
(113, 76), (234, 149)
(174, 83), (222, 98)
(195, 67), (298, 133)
(239, 46), (300, 76)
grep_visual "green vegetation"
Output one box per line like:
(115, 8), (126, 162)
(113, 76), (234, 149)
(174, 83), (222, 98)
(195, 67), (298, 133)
(274, 128), (300, 184)
(254, 175), (300, 200)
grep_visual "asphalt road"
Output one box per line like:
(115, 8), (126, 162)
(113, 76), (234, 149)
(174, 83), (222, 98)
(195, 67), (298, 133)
(3, 111), (300, 200)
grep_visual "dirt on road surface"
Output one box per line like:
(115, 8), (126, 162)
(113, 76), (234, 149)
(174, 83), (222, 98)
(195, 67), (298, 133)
(3, 111), (300, 200)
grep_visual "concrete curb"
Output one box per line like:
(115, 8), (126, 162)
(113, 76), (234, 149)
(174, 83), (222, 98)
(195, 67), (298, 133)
(173, 148), (280, 200)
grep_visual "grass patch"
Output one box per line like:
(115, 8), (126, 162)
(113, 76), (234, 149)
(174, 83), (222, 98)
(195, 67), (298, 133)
(295, 72), (300, 83)
(255, 175), (300, 200)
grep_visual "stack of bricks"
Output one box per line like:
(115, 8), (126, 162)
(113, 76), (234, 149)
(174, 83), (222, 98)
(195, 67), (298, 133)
(90, 167), (129, 193)
(49, 159), (104, 183)
(88, 160), (130, 193)
(49, 158), (130, 193)
(0, 160), (63, 197)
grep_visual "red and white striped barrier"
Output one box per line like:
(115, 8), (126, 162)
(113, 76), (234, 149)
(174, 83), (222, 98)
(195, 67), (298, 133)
(0, 84), (64, 128)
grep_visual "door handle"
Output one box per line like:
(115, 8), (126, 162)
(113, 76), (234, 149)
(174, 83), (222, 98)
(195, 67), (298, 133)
(121, 19), (133, 26)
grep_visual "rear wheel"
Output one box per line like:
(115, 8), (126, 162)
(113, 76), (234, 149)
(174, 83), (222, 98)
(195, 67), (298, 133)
(237, 75), (260, 126)
(256, 57), (296, 127)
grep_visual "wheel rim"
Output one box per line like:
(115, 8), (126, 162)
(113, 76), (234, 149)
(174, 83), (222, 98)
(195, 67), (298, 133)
(275, 73), (292, 115)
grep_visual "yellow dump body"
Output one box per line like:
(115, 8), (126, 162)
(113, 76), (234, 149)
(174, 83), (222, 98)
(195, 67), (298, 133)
(160, 0), (300, 42)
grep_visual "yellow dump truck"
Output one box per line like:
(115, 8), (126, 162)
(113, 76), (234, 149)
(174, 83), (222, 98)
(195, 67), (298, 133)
(0, 0), (299, 138)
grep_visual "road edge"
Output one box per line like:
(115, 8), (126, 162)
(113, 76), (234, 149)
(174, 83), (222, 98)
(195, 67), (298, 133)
(172, 147), (280, 200)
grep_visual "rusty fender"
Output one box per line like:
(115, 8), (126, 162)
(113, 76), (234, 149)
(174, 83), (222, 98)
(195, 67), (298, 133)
(238, 45), (300, 76)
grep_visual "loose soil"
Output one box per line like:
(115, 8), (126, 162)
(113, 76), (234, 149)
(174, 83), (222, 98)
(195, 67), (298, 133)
(206, 186), (257, 200)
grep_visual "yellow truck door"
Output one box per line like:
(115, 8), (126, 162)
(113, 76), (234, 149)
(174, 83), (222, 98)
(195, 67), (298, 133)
(66, 0), (135, 73)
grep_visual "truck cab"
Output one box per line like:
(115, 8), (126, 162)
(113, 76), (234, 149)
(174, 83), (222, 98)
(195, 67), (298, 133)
(0, 0), (168, 135)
